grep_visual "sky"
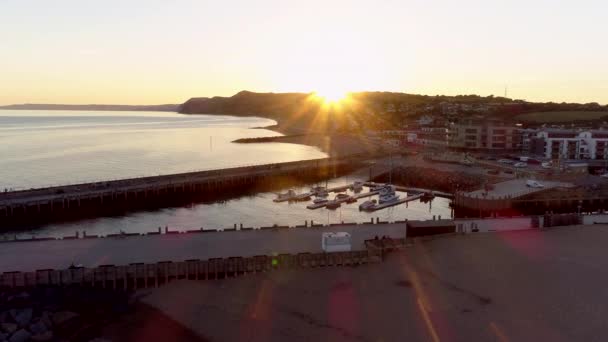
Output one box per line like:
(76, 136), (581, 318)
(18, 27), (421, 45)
(1, 0), (606, 105)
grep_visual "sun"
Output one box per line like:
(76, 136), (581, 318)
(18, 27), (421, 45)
(313, 88), (349, 104)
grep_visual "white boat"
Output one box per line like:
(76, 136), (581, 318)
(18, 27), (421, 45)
(359, 199), (377, 211)
(273, 189), (296, 202)
(352, 181), (364, 192)
(379, 193), (400, 204)
(379, 185), (396, 196)
(313, 197), (328, 204)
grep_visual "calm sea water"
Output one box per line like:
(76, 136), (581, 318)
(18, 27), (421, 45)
(0, 110), (327, 189)
(0, 110), (451, 238)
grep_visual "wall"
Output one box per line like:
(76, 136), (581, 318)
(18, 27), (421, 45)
(455, 217), (534, 233)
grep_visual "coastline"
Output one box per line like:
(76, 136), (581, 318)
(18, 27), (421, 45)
(234, 132), (384, 157)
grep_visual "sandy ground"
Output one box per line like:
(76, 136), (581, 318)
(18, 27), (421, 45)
(0, 223), (407, 272)
(136, 225), (608, 342)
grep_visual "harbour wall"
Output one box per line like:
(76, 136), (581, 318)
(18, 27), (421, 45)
(0, 156), (364, 229)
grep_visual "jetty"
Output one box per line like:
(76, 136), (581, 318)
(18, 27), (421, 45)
(306, 190), (380, 209)
(0, 155), (366, 227)
(363, 193), (424, 212)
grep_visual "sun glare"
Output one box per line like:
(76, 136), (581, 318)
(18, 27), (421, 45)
(313, 88), (349, 104)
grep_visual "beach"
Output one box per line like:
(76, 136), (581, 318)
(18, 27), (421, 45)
(122, 225), (608, 341)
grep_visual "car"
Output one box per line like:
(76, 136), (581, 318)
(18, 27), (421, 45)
(487, 169), (500, 175)
(498, 159), (513, 164)
(514, 162), (527, 168)
(526, 180), (544, 188)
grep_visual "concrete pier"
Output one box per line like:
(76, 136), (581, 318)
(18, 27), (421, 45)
(0, 155), (365, 228)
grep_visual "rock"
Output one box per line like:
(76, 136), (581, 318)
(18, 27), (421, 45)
(0, 331), (7, 340)
(8, 329), (31, 342)
(30, 331), (53, 342)
(13, 308), (32, 327)
(28, 321), (47, 335)
(1, 322), (17, 334)
(52, 311), (78, 326)
(40, 312), (52, 329)
(0, 311), (8, 323)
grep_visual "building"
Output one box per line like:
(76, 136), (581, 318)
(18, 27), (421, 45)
(415, 127), (448, 147)
(448, 119), (521, 151)
(531, 129), (608, 160)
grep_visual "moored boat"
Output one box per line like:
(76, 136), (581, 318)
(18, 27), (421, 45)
(359, 199), (377, 211)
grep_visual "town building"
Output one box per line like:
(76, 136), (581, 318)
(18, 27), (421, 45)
(415, 127), (448, 147)
(448, 119), (521, 151)
(530, 129), (608, 160)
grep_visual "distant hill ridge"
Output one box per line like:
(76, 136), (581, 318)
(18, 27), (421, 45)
(179, 90), (608, 132)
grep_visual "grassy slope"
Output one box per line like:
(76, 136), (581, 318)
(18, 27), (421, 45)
(516, 111), (608, 123)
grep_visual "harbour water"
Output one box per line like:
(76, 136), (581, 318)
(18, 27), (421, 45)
(0, 110), (452, 238)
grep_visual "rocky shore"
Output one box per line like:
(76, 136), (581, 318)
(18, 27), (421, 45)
(0, 286), (131, 341)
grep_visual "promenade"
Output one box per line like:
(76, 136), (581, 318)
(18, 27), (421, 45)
(0, 223), (407, 272)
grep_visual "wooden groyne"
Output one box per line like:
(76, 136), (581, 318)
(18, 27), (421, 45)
(0, 251), (376, 290)
(0, 156), (365, 228)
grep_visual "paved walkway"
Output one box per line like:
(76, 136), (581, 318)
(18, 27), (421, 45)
(0, 223), (407, 272)
(465, 179), (573, 199)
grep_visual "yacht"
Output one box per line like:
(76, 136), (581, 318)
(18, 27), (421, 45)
(421, 191), (435, 201)
(370, 183), (386, 191)
(379, 192), (400, 204)
(313, 197), (328, 204)
(273, 189), (296, 202)
(326, 200), (341, 209)
(359, 199), (377, 211)
(335, 193), (350, 200)
(379, 185), (396, 196)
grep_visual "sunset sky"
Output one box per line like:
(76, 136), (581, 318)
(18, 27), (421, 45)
(1, 0), (606, 105)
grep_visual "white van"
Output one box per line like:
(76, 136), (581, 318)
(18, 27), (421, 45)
(321, 232), (351, 252)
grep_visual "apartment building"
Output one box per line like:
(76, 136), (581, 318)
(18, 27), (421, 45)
(530, 130), (608, 160)
(448, 119), (520, 150)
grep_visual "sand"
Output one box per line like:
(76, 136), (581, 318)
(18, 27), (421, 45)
(134, 225), (608, 341)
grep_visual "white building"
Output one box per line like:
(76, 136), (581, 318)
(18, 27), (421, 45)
(531, 130), (608, 160)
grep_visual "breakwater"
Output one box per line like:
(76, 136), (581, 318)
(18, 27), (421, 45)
(0, 156), (364, 229)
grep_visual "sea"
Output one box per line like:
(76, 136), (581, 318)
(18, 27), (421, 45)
(0, 110), (452, 238)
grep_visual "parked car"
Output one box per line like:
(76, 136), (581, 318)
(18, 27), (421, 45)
(526, 180), (544, 188)
(514, 162), (528, 168)
(498, 159), (513, 164)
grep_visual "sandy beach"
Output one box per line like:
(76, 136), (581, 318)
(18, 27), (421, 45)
(114, 225), (608, 341)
